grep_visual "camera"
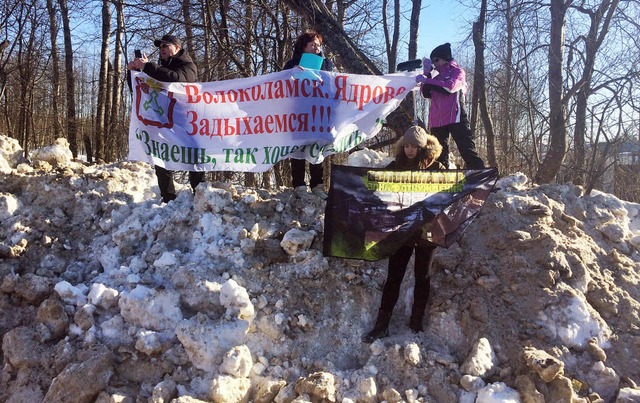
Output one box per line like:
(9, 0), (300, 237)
(134, 49), (142, 58)
(396, 59), (422, 72)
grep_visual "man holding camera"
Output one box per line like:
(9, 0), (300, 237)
(127, 34), (204, 203)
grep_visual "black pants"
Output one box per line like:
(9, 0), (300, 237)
(155, 166), (205, 203)
(380, 244), (436, 312)
(431, 121), (484, 169)
(291, 159), (323, 188)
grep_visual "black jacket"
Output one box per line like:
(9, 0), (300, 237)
(142, 48), (198, 83)
(127, 48), (197, 92)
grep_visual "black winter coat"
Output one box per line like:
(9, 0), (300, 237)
(127, 48), (197, 92)
(142, 48), (198, 83)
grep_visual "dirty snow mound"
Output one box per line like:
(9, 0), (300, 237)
(1, 135), (639, 402)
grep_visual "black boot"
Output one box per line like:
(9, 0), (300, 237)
(362, 309), (392, 343)
(409, 312), (423, 333)
(162, 193), (177, 204)
(409, 298), (428, 333)
(189, 171), (205, 194)
(410, 269), (432, 333)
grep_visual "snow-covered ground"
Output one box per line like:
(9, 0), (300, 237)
(1, 135), (639, 402)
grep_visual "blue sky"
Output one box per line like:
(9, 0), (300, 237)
(406, 0), (477, 60)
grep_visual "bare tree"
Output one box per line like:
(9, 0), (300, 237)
(408, 0), (421, 60)
(382, 0), (400, 73)
(16, 13), (37, 155)
(0, 40), (8, 109)
(108, 0), (125, 162)
(499, 0), (514, 171)
(471, 0), (497, 167)
(0, 4), (33, 155)
(46, 0), (63, 139)
(534, 0), (573, 184)
(489, 0), (554, 178)
(58, 0), (79, 158)
(95, 0), (111, 163)
(213, 0), (252, 77)
(183, 0), (195, 64)
(199, 0), (215, 80)
(13, 2), (57, 156)
(569, 0), (619, 186)
(244, 0), (258, 187)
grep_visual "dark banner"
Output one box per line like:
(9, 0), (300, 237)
(323, 165), (499, 261)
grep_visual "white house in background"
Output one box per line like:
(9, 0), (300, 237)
(612, 141), (640, 202)
(591, 141), (639, 194)
(618, 141), (640, 165)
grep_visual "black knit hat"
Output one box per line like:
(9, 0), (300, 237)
(154, 34), (181, 48)
(430, 43), (452, 61)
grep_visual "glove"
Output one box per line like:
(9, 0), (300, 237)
(415, 74), (428, 84)
(423, 58), (433, 75)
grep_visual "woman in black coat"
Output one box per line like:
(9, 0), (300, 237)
(363, 126), (446, 343)
(283, 31), (335, 197)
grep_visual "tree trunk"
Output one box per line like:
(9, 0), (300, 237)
(383, 0), (391, 69)
(573, 85), (588, 185)
(244, 0), (257, 188)
(18, 53), (32, 155)
(183, 0), (195, 64)
(95, 0), (110, 163)
(17, 13), (39, 156)
(58, 0), (79, 158)
(500, 0), (514, 171)
(46, 0), (63, 139)
(534, 0), (571, 184)
(217, 0), (249, 76)
(201, 0), (216, 81)
(406, 0), (421, 125)
(571, 0), (619, 186)
(382, 0), (400, 73)
(109, 0), (125, 162)
(408, 0), (421, 60)
(472, 0), (496, 167)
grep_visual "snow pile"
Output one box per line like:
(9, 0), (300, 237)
(1, 134), (639, 402)
(30, 137), (74, 168)
(347, 147), (393, 168)
(0, 135), (23, 173)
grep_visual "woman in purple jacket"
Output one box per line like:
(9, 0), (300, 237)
(416, 43), (485, 169)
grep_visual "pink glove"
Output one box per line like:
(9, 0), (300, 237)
(415, 74), (428, 84)
(423, 58), (433, 74)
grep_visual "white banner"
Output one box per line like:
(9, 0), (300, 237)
(128, 69), (417, 172)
